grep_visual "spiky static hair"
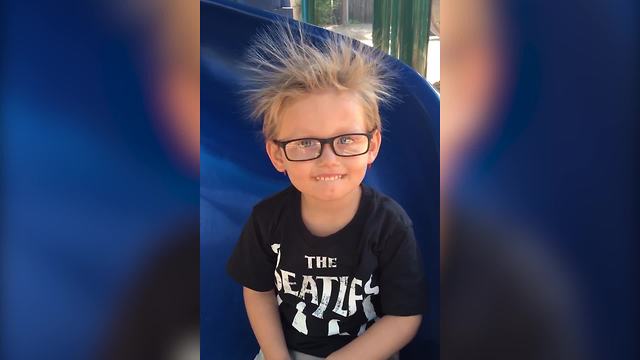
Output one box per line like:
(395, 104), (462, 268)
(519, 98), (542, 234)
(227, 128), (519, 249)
(241, 22), (395, 140)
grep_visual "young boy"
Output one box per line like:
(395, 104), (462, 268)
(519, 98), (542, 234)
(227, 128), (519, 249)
(226, 24), (427, 360)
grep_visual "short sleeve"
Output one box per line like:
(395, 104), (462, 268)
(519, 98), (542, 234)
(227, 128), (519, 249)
(377, 224), (427, 316)
(226, 211), (276, 292)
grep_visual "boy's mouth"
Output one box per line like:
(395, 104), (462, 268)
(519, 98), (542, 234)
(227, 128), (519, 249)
(314, 174), (345, 181)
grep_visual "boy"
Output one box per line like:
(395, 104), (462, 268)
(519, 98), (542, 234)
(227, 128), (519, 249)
(227, 24), (427, 360)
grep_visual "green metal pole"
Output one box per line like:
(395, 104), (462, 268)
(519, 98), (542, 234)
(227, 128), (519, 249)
(373, 0), (382, 49)
(374, 0), (390, 53)
(308, 0), (317, 25)
(412, 0), (430, 76)
(372, 0), (432, 78)
(389, 0), (399, 58)
(381, 0), (390, 53)
(423, 0), (433, 77)
(301, 0), (308, 23)
(398, 0), (414, 66)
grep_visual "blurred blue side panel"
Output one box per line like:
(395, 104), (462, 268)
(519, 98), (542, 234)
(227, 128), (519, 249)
(2, 1), (199, 359)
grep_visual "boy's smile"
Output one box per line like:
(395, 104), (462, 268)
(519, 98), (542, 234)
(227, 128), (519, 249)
(314, 174), (345, 181)
(266, 89), (381, 204)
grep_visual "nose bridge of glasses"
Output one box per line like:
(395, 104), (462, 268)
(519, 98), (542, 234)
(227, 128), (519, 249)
(318, 138), (338, 158)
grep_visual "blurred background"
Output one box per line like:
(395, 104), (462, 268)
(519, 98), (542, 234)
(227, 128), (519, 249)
(232, 0), (440, 89)
(440, 0), (638, 359)
(2, 0), (200, 359)
(1, 0), (638, 359)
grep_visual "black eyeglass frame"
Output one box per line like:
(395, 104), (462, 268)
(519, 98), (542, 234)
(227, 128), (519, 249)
(273, 128), (378, 162)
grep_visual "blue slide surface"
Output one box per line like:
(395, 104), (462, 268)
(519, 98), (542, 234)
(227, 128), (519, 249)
(200, 0), (440, 358)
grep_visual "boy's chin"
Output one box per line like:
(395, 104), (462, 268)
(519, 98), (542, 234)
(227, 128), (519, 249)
(307, 182), (360, 202)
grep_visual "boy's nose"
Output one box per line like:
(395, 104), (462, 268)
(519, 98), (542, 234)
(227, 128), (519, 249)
(317, 143), (338, 162)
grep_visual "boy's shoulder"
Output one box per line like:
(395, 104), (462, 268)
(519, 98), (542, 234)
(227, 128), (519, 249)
(251, 185), (297, 220)
(362, 185), (413, 229)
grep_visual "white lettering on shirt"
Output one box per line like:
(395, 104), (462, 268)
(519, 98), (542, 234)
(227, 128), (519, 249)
(304, 256), (338, 269)
(305, 255), (314, 269)
(312, 276), (339, 319)
(298, 275), (319, 305)
(281, 270), (298, 296)
(313, 276), (338, 319)
(274, 270), (282, 291)
(332, 276), (349, 316)
(271, 244), (282, 268)
(348, 278), (363, 316)
(274, 269), (380, 321)
(362, 275), (380, 321)
(364, 274), (380, 295)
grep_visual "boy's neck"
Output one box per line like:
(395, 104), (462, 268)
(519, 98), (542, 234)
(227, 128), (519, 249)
(300, 185), (362, 237)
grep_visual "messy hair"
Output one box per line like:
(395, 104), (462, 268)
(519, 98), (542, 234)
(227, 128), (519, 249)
(242, 22), (395, 140)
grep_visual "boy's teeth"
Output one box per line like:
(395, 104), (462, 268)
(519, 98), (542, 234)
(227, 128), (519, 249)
(315, 175), (343, 181)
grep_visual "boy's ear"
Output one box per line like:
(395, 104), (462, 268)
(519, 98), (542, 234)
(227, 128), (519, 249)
(266, 141), (287, 173)
(367, 129), (382, 164)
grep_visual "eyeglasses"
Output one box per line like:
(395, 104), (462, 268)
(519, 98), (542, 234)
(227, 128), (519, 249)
(273, 128), (377, 162)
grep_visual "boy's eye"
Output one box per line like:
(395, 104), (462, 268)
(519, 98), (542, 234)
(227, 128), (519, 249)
(337, 136), (355, 145)
(294, 139), (317, 148)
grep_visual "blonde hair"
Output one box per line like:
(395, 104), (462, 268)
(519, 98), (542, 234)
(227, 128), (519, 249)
(241, 22), (395, 140)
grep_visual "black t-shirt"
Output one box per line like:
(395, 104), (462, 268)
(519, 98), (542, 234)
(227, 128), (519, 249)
(227, 185), (427, 357)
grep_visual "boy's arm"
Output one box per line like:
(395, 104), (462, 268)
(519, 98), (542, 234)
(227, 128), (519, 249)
(243, 287), (291, 360)
(327, 314), (422, 360)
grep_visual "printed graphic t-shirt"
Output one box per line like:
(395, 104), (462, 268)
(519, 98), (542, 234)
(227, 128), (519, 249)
(226, 185), (427, 357)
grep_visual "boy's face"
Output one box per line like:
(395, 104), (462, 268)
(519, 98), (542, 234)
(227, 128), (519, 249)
(266, 90), (381, 203)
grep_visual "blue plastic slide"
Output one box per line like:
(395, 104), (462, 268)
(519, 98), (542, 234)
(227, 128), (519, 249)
(200, 0), (440, 358)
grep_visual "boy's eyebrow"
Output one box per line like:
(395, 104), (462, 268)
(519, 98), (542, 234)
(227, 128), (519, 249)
(278, 128), (370, 140)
